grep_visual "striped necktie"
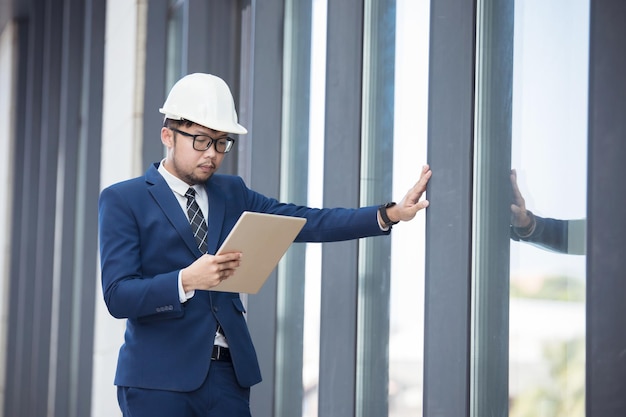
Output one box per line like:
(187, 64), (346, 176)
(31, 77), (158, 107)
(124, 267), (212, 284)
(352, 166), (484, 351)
(185, 187), (208, 253)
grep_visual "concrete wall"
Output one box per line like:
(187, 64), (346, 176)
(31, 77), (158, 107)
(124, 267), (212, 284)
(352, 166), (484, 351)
(91, 1), (147, 415)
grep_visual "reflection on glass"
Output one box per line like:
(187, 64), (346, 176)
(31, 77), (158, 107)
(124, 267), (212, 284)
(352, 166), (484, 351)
(510, 169), (586, 255)
(509, 0), (589, 416)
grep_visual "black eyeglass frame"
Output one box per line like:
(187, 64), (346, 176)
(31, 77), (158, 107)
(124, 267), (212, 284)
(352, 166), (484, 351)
(169, 127), (236, 153)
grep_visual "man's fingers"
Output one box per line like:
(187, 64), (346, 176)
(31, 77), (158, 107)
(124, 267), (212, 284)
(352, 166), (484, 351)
(219, 257), (242, 280)
(409, 166), (432, 195)
(213, 252), (242, 264)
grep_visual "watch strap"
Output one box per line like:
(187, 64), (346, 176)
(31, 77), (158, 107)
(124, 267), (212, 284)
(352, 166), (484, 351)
(379, 202), (399, 227)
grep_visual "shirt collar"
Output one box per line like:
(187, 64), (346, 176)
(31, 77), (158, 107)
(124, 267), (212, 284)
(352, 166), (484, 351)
(158, 160), (201, 198)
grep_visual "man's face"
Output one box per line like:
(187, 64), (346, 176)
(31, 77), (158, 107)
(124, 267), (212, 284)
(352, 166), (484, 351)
(161, 123), (228, 185)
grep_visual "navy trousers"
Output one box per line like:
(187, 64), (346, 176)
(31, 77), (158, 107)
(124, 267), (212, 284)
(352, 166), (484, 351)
(117, 361), (251, 417)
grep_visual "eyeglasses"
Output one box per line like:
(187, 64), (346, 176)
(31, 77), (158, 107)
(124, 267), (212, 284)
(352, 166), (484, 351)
(169, 127), (236, 153)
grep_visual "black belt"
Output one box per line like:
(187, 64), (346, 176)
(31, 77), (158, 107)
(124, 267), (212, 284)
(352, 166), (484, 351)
(211, 345), (231, 362)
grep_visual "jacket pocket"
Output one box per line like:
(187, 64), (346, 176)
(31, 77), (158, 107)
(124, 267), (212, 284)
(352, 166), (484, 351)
(137, 307), (184, 323)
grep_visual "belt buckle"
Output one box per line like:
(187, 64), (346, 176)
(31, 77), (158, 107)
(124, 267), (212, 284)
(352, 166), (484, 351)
(213, 345), (228, 361)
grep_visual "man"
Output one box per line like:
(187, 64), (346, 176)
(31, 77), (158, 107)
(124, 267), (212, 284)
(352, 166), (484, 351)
(98, 73), (432, 417)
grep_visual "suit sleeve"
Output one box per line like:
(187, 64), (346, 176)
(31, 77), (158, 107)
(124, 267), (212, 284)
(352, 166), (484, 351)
(510, 215), (569, 254)
(233, 177), (388, 242)
(99, 186), (183, 320)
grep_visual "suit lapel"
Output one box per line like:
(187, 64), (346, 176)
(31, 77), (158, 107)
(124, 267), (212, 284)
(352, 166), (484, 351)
(145, 165), (201, 256)
(205, 180), (226, 255)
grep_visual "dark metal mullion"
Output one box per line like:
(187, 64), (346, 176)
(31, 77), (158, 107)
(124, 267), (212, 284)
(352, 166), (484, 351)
(142, 0), (169, 168)
(70, 2), (106, 416)
(33, 2), (64, 415)
(586, 1), (626, 416)
(4, 16), (36, 417)
(423, 0), (476, 416)
(189, 0), (242, 176)
(52, 0), (86, 415)
(318, 1), (364, 416)
(19, 11), (46, 413)
(187, 0), (241, 83)
(240, 1), (286, 416)
(186, 0), (210, 75)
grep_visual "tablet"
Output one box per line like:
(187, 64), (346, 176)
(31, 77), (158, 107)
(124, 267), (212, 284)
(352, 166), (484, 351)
(211, 211), (307, 294)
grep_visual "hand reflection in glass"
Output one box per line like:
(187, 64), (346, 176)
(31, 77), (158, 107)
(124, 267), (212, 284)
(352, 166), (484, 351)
(510, 169), (586, 255)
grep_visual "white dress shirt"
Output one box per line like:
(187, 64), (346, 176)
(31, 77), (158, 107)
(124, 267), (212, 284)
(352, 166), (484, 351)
(157, 161), (228, 348)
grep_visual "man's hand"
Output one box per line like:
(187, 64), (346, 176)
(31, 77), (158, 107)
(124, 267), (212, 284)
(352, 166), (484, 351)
(383, 164), (432, 224)
(510, 169), (533, 228)
(181, 252), (242, 291)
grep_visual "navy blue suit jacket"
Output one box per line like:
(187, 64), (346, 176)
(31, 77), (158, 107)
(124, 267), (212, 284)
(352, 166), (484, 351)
(98, 163), (388, 392)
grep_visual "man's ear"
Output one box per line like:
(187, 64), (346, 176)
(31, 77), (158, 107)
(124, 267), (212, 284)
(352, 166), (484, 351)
(161, 127), (173, 148)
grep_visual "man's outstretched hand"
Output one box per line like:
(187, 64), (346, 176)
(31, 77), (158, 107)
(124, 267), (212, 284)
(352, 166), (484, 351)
(382, 164), (432, 225)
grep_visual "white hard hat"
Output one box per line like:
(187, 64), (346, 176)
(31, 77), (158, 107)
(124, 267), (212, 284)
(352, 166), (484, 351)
(159, 73), (247, 134)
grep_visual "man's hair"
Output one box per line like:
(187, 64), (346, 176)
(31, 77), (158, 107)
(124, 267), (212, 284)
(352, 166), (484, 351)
(163, 118), (195, 129)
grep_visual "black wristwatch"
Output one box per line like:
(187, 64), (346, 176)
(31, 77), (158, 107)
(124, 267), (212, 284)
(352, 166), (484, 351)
(378, 202), (399, 228)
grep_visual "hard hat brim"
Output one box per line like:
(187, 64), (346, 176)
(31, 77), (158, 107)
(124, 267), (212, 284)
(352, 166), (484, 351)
(159, 109), (248, 135)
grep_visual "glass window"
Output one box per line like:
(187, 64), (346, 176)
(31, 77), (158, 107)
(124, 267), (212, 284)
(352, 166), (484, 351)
(509, 1), (588, 415)
(471, 0), (588, 415)
(302, 1), (327, 415)
(388, 0), (430, 416)
(302, 1), (431, 416)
